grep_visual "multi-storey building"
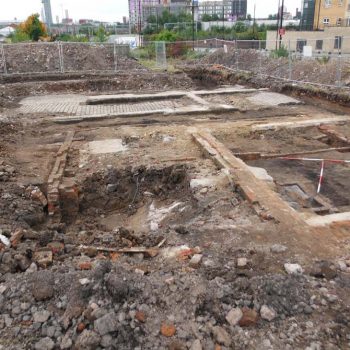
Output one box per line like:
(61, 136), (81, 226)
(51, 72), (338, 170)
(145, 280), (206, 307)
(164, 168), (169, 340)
(143, 0), (191, 24)
(301, 0), (350, 30)
(301, 0), (316, 30)
(129, 0), (191, 31)
(42, 0), (53, 27)
(198, 0), (247, 21)
(313, 0), (349, 29)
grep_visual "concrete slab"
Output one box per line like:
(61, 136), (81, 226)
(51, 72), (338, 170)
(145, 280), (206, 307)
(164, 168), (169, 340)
(88, 139), (128, 154)
(306, 212), (350, 227)
(253, 116), (350, 131)
(247, 92), (301, 107)
(53, 104), (238, 124)
(18, 97), (181, 117)
(247, 166), (274, 182)
(86, 91), (186, 105)
(194, 87), (262, 95)
(85, 87), (262, 105)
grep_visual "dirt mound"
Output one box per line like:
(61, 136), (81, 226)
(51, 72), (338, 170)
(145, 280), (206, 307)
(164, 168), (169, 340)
(201, 48), (350, 86)
(2, 43), (145, 74)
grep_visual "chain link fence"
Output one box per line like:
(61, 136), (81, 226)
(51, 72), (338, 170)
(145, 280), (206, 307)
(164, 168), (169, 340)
(166, 37), (350, 88)
(0, 39), (349, 88)
(0, 42), (133, 75)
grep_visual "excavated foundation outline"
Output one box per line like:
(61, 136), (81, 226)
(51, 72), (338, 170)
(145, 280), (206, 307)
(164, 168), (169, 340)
(53, 87), (269, 124)
(191, 128), (350, 230)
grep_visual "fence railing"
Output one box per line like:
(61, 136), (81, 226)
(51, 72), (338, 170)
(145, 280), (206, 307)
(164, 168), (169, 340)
(1, 39), (349, 89)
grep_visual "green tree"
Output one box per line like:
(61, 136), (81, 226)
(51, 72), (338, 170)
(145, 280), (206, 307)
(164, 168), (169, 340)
(234, 21), (247, 33)
(154, 29), (181, 42)
(202, 14), (212, 22)
(18, 14), (47, 41)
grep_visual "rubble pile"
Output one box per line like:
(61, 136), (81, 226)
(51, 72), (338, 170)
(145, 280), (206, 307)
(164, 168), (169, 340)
(0, 158), (350, 349)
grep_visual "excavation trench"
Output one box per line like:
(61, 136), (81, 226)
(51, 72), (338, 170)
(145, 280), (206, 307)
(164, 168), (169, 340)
(64, 164), (195, 235)
(213, 126), (350, 216)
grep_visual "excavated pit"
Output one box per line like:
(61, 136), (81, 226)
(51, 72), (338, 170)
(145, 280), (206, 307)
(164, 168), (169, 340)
(1, 66), (350, 350)
(71, 164), (195, 235)
(214, 125), (350, 215)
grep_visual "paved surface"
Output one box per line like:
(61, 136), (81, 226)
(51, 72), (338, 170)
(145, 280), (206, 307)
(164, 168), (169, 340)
(17, 90), (301, 119)
(253, 116), (350, 131)
(247, 92), (301, 107)
(18, 95), (184, 116)
(89, 139), (128, 154)
(306, 212), (350, 227)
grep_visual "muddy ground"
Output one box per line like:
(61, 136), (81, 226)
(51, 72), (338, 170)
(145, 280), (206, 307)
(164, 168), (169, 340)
(0, 68), (350, 350)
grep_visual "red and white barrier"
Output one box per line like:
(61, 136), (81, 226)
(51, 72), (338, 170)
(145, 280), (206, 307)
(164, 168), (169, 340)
(317, 160), (325, 194)
(278, 157), (350, 194)
(280, 157), (350, 164)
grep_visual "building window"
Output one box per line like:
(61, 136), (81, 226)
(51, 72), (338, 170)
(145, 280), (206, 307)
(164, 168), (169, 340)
(323, 17), (330, 25)
(324, 0), (332, 7)
(334, 36), (342, 49)
(297, 39), (307, 52)
(316, 40), (323, 50)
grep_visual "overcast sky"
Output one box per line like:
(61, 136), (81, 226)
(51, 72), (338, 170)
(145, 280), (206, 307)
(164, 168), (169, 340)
(1, 0), (303, 23)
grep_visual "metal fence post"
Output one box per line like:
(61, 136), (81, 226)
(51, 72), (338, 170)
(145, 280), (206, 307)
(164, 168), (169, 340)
(57, 41), (64, 73)
(57, 41), (61, 73)
(235, 39), (239, 71)
(0, 44), (7, 74)
(155, 41), (167, 69)
(336, 37), (343, 87)
(288, 40), (292, 81)
(114, 42), (118, 72)
(258, 40), (262, 77)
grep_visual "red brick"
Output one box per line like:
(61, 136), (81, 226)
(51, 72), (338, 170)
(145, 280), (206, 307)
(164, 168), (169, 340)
(78, 261), (92, 270)
(161, 323), (176, 337)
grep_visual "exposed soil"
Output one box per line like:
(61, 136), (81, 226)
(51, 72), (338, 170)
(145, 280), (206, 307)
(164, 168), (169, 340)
(0, 71), (194, 110)
(182, 65), (350, 110)
(1, 43), (144, 74)
(200, 48), (350, 86)
(0, 68), (350, 350)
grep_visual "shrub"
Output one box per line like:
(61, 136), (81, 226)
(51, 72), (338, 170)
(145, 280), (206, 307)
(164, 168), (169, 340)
(10, 29), (31, 43)
(317, 55), (330, 64)
(271, 45), (289, 58)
